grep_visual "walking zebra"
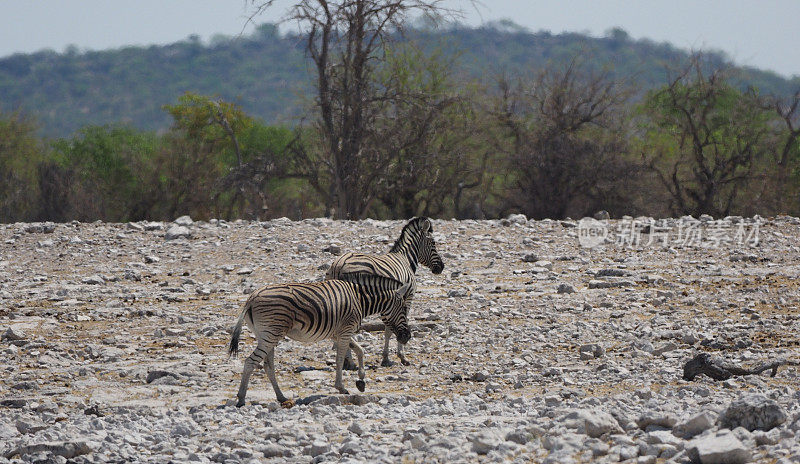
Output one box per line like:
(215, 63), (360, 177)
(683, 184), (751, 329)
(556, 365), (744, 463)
(326, 216), (444, 367)
(229, 274), (411, 408)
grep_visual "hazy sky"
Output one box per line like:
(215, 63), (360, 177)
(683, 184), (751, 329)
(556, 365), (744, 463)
(1, 0), (798, 77)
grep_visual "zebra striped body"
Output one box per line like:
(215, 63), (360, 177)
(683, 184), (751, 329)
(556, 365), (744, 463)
(326, 217), (444, 367)
(229, 275), (410, 407)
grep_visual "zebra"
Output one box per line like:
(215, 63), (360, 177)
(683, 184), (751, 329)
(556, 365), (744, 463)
(229, 274), (411, 408)
(326, 216), (444, 367)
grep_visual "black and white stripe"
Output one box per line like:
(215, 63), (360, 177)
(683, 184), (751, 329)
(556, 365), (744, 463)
(326, 217), (444, 367)
(229, 274), (411, 407)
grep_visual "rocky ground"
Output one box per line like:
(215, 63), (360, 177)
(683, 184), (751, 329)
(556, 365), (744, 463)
(1, 215), (799, 463)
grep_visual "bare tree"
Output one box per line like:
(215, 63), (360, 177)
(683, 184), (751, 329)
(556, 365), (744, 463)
(757, 90), (800, 214)
(490, 57), (635, 219)
(642, 55), (774, 217)
(249, 0), (459, 219)
(367, 44), (489, 218)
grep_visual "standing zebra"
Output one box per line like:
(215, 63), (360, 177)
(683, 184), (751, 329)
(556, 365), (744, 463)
(326, 216), (444, 367)
(229, 274), (411, 408)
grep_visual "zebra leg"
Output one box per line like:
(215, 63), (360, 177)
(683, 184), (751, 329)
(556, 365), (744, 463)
(397, 341), (410, 366)
(343, 348), (357, 371)
(236, 341), (270, 407)
(263, 345), (290, 405)
(381, 326), (394, 367)
(349, 340), (366, 392)
(334, 338), (351, 395)
(331, 343), (357, 370)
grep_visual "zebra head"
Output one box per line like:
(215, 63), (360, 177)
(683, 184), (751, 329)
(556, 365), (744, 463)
(385, 281), (412, 344)
(419, 219), (444, 275)
(393, 217), (444, 274)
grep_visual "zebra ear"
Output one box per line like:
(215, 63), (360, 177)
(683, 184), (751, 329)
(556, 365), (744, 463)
(420, 218), (431, 233)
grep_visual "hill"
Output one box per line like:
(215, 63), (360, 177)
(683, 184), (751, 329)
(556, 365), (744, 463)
(1, 22), (798, 138)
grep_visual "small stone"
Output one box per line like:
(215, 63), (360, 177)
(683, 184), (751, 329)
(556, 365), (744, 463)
(165, 225), (192, 240)
(174, 215), (194, 227)
(260, 444), (290, 458)
(84, 405), (104, 417)
(323, 245), (342, 255)
(146, 370), (180, 384)
(687, 430), (751, 464)
(563, 409), (623, 438)
(637, 412), (678, 430)
(596, 268), (628, 277)
(307, 440), (330, 457)
(675, 411), (717, 438)
(471, 371), (489, 382)
(3, 327), (26, 341)
(534, 260), (553, 270)
(124, 269), (142, 281)
(653, 341), (678, 356)
(588, 439), (610, 456)
(1, 398), (28, 408)
(505, 430), (529, 445)
(557, 283), (576, 294)
(544, 395), (561, 407)
(579, 344), (605, 360)
(594, 210), (610, 220)
(751, 429), (780, 446)
(470, 431), (502, 455)
(339, 439), (360, 455)
(522, 253), (538, 263)
(12, 381), (39, 390)
(506, 214), (528, 225)
(682, 332), (700, 345)
(348, 422), (366, 436)
(645, 430), (682, 447)
(236, 267), (254, 275)
(16, 419), (48, 434)
(588, 279), (635, 289)
(719, 394), (787, 432)
(447, 289), (468, 298)
(408, 434), (427, 450)
(82, 275), (105, 285)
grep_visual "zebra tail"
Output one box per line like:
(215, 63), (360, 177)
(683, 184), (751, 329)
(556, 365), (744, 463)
(228, 302), (251, 358)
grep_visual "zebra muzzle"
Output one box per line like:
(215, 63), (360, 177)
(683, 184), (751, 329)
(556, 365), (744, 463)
(431, 262), (444, 274)
(396, 327), (411, 345)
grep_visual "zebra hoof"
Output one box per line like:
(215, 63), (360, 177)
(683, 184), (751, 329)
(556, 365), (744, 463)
(235, 399), (245, 408)
(400, 359), (411, 366)
(380, 359), (394, 367)
(356, 380), (366, 392)
(280, 399), (295, 409)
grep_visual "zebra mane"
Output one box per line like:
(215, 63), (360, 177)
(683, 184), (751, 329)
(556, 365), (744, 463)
(339, 272), (403, 288)
(389, 217), (431, 253)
